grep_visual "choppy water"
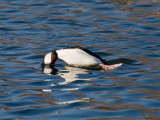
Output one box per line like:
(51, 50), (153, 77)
(0, 0), (160, 119)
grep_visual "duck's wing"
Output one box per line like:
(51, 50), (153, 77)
(65, 46), (108, 65)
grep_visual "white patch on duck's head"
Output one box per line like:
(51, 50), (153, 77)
(43, 53), (52, 64)
(43, 51), (58, 64)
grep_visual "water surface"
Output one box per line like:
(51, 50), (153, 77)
(0, 0), (160, 119)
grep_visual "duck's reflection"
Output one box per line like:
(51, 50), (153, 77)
(42, 64), (58, 75)
(42, 65), (91, 85)
(41, 65), (91, 105)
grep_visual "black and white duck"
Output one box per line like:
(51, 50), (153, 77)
(42, 47), (122, 70)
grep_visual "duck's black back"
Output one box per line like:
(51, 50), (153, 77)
(65, 46), (108, 65)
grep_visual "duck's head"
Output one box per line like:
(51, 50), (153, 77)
(42, 50), (58, 65)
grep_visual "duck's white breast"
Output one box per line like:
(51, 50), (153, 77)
(56, 48), (102, 66)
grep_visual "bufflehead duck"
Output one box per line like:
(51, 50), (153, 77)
(42, 47), (122, 70)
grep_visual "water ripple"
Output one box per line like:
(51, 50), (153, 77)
(0, 0), (160, 119)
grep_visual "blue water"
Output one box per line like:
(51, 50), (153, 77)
(0, 0), (160, 119)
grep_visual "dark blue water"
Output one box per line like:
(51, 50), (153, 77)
(0, 0), (160, 119)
